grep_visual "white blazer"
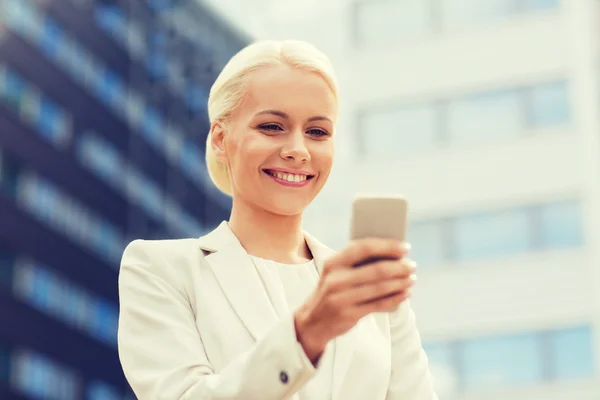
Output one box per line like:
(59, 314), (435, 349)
(118, 221), (437, 400)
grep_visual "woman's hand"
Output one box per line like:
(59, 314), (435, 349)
(294, 238), (416, 364)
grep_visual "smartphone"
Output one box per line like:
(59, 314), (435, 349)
(350, 194), (408, 267)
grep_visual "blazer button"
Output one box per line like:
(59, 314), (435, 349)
(279, 371), (289, 384)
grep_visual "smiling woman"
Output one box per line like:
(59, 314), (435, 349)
(117, 40), (436, 400)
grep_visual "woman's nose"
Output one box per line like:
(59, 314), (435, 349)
(280, 133), (310, 163)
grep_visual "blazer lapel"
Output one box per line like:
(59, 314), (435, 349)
(198, 221), (279, 341)
(304, 233), (355, 400)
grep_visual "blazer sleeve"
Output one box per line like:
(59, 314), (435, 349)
(117, 240), (317, 400)
(386, 302), (438, 400)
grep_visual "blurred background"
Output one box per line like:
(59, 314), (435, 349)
(0, 0), (599, 399)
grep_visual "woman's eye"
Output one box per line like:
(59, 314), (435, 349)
(307, 128), (328, 137)
(259, 124), (283, 131)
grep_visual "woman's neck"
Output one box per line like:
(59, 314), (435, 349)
(228, 198), (312, 264)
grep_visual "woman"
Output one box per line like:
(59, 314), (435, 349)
(118, 40), (437, 400)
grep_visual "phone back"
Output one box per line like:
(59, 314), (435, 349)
(350, 194), (408, 242)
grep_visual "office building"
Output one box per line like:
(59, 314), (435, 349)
(0, 0), (245, 398)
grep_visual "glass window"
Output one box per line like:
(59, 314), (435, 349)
(446, 89), (523, 144)
(94, 68), (125, 109)
(12, 350), (80, 400)
(77, 133), (124, 189)
(87, 381), (121, 400)
(141, 107), (164, 148)
(40, 16), (64, 59)
(550, 326), (594, 380)
(440, 0), (516, 29)
(462, 332), (543, 389)
(2, 68), (26, 110)
(528, 81), (570, 128)
(186, 85), (208, 112)
(538, 200), (583, 249)
(0, 151), (21, 199)
(94, 4), (127, 39)
(453, 208), (532, 261)
(147, 51), (168, 79)
(354, 0), (431, 46)
(521, 0), (560, 12)
(408, 220), (446, 267)
(361, 104), (438, 157)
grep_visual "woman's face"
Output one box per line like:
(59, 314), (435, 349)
(215, 64), (336, 216)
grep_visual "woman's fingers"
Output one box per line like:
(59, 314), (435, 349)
(324, 238), (410, 272)
(331, 275), (416, 306)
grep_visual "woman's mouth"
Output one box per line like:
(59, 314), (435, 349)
(262, 169), (315, 187)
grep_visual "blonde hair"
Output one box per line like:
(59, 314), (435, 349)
(205, 40), (339, 196)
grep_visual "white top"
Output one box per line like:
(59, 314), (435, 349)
(250, 256), (334, 400)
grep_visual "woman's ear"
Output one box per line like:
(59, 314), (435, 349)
(210, 121), (228, 163)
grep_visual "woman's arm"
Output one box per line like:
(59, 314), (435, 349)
(386, 302), (438, 400)
(117, 240), (316, 400)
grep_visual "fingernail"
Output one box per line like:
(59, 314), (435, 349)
(399, 242), (411, 252)
(410, 261), (418, 271)
(409, 274), (418, 283)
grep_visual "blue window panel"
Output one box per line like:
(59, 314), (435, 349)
(408, 221), (445, 267)
(361, 103), (438, 156)
(453, 208), (532, 262)
(186, 85), (209, 112)
(141, 107), (165, 148)
(40, 16), (64, 59)
(529, 81), (570, 128)
(462, 332), (543, 389)
(180, 142), (204, 176)
(446, 89), (522, 144)
(31, 266), (52, 310)
(538, 201), (583, 249)
(37, 97), (59, 141)
(522, 0), (560, 12)
(89, 299), (118, 345)
(147, 51), (168, 79)
(3, 68), (26, 109)
(87, 381), (121, 400)
(550, 326), (595, 380)
(148, 0), (173, 12)
(94, 5), (126, 37)
(95, 68), (125, 108)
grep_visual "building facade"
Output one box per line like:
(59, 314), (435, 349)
(203, 0), (600, 398)
(0, 0), (245, 398)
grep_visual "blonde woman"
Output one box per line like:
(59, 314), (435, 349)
(118, 40), (437, 400)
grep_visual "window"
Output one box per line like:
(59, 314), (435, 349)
(76, 133), (125, 190)
(39, 15), (65, 59)
(87, 381), (121, 400)
(12, 350), (81, 400)
(440, 0), (516, 29)
(549, 326), (594, 380)
(528, 81), (570, 128)
(452, 208), (532, 262)
(446, 89), (522, 143)
(93, 68), (125, 109)
(360, 103), (438, 157)
(141, 106), (165, 149)
(408, 221), (446, 267)
(521, 0), (560, 12)
(0, 150), (21, 199)
(462, 332), (543, 389)
(354, 0), (431, 46)
(538, 200), (583, 249)
(14, 262), (119, 346)
(94, 4), (127, 40)
(17, 174), (125, 264)
(186, 84), (208, 113)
